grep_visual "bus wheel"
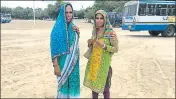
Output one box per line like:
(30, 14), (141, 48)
(149, 31), (160, 36)
(161, 25), (175, 37)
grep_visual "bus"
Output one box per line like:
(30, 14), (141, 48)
(108, 12), (123, 27)
(5, 14), (12, 22)
(1, 13), (12, 23)
(122, 0), (175, 37)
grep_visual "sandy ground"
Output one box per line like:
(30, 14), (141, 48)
(1, 19), (175, 98)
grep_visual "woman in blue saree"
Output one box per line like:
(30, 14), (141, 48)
(50, 3), (80, 98)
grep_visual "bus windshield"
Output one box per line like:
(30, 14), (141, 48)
(123, 4), (137, 16)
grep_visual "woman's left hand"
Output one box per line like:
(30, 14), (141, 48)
(73, 26), (80, 33)
(73, 26), (80, 37)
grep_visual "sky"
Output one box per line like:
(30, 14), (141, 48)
(1, 1), (95, 11)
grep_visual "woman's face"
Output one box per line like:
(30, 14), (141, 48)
(65, 5), (73, 22)
(95, 14), (104, 28)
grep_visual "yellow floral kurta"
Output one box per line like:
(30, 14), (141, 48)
(83, 10), (118, 93)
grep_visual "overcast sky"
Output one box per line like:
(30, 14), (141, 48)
(1, 1), (95, 10)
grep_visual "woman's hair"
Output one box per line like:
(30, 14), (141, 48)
(65, 3), (73, 12)
(65, 3), (74, 20)
(95, 13), (104, 19)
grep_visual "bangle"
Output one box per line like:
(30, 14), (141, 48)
(103, 44), (106, 49)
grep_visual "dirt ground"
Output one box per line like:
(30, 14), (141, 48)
(1, 20), (175, 98)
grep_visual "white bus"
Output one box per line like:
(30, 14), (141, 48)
(0, 13), (12, 23)
(122, 0), (175, 37)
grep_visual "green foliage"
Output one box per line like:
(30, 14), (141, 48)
(84, 7), (96, 19)
(74, 9), (85, 19)
(83, 1), (128, 21)
(1, 1), (129, 20)
(1, 7), (12, 14)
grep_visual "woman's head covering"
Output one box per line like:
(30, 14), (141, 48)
(92, 10), (114, 39)
(50, 3), (75, 60)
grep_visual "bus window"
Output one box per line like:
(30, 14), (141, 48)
(161, 4), (167, 16)
(174, 5), (176, 15)
(156, 9), (160, 15)
(173, 8), (175, 16)
(168, 9), (172, 16)
(167, 4), (174, 16)
(123, 4), (137, 16)
(123, 6), (128, 16)
(161, 9), (167, 16)
(147, 4), (155, 16)
(138, 3), (146, 16)
(128, 7), (131, 16)
(130, 4), (137, 16)
(156, 4), (167, 16)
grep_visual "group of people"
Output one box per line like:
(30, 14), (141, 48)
(50, 3), (118, 99)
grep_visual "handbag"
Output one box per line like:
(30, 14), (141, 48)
(84, 45), (92, 59)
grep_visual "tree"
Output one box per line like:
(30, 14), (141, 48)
(41, 8), (49, 19)
(12, 6), (24, 19)
(84, 1), (129, 23)
(35, 8), (43, 19)
(94, 1), (127, 12)
(0, 1), (64, 20)
(25, 7), (33, 19)
(1, 1), (128, 20)
(46, 4), (57, 19)
(1, 7), (12, 14)
(84, 7), (96, 23)
(75, 9), (85, 19)
(45, 1), (64, 19)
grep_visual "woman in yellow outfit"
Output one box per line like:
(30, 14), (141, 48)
(83, 10), (119, 99)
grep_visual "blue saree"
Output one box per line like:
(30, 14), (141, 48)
(50, 3), (80, 98)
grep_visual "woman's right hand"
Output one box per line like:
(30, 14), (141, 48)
(54, 65), (61, 76)
(87, 39), (94, 45)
